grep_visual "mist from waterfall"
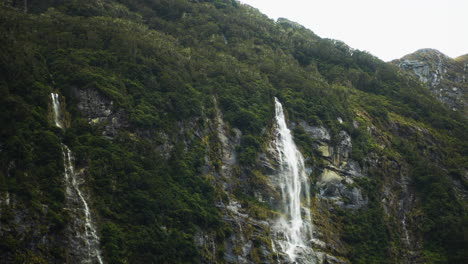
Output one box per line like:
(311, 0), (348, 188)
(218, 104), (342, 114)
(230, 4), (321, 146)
(51, 93), (103, 264)
(272, 98), (313, 262)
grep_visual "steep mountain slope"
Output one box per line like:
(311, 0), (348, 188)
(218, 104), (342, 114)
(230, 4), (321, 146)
(0, 0), (466, 263)
(392, 49), (468, 116)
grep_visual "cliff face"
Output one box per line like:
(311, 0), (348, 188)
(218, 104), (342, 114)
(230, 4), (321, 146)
(0, 1), (466, 264)
(392, 49), (468, 116)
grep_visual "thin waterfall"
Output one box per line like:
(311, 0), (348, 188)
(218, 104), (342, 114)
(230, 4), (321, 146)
(63, 145), (104, 264)
(51, 93), (62, 128)
(272, 98), (313, 262)
(51, 93), (104, 264)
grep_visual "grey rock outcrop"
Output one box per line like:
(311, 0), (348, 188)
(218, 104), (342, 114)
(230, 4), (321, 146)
(333, 131), (352, 166)
(196, 100), (276, 264)
(392, 49), (467, 116)
(304, 127), (368, 210)
(298, 121), (331, 141)
(221, 200), (274, 264)
(74, 88), (128, 137)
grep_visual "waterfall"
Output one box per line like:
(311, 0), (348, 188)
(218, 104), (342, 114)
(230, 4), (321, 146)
(272, 98), (313, 262)
(63, 145), (104, 264)
(51, 93), (62, 128)
(51, 93), (103, 264)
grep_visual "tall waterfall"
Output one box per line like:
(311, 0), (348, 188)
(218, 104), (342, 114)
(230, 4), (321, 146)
(272, 98), (313, 262)
(51, 93), (104, 264)
(63, 145), (104, 264)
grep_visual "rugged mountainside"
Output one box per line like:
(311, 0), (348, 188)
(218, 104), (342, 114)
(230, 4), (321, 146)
(392, 49), (468, 116)
(0, 1), (467, 264)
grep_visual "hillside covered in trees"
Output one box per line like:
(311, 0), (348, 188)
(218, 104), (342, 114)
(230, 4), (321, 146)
(0, 0), (466, 263)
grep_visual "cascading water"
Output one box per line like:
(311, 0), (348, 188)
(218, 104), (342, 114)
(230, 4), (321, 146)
(63, 146), (104, 264)
(51, 93), (62, 128)
(272, 98), (313, 262)
(51, 93), (104, 264)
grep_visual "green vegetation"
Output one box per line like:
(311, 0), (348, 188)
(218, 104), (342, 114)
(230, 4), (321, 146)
(0, 0), (466, 263)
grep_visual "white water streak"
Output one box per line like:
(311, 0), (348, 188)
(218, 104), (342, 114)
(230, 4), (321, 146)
(63, 146), (104, 264)
(273, 98), (313, 262)
(51, 93), (62, 128)
(51, 93), (103, 264)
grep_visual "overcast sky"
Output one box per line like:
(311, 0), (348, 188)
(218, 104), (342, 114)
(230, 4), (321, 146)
(239, 0), (468, 61)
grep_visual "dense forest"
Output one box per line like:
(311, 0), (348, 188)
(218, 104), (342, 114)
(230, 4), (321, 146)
(0, 0), (466, 263)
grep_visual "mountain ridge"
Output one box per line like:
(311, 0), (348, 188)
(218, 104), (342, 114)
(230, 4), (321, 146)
(0, 0), (466, 263)
(392, 48), (467, 116)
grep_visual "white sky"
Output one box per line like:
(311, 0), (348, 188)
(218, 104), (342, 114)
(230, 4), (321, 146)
(239, 0), (468, 61)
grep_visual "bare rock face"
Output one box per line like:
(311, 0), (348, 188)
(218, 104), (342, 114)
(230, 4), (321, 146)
(305, 127), (368, 210)
(298, 121), (331, 142)
(197, 101), (276, 264)
(73, 88), (128, 137)
(221, 200), (274, 264)
(392, 49), (467, 116)
(333, 131), (352, 167)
